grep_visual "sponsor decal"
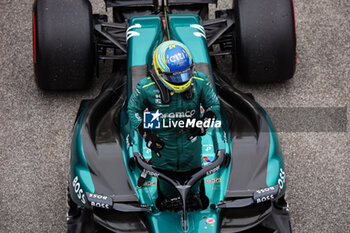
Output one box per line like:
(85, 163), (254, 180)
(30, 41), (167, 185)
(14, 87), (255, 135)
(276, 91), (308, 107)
(256, 194), (275, 203)
(88, 193), (111, 209)
(205, 178), (221, 184)
(126, 24), (141, 41)
(169, 51), (186, 63)
(206, 218), (215, 224)
(204, 144), (213, 152)
(203, 156), (210, 163)
(90, 202), (110, 209)
(72, 176), (86, 204)
(278, 168), (286, 191)
(256, 186), (276, 194)
(88, 193), (108, 200)
(143, 180), (157, 187)
(255, 186), (277, 203)
(203, 154), (215, 163)
(125, 134), (130, 149)
(162, 110), (196, 119)
(140, 169), (159, 178)
(206, 165), (220, 176)
(254, 185), (279, 203)
(190, 24), (206, 39)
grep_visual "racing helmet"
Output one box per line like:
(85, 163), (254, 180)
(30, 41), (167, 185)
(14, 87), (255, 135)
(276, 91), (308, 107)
(153, 40), (194, 93)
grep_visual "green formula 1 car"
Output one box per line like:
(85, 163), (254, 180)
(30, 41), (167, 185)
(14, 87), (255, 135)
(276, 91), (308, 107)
(32, 0), (296, 232)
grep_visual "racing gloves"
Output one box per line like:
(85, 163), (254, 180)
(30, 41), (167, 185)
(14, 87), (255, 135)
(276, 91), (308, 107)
(188, 111), (216, 142)
(137, 124), (164, 155)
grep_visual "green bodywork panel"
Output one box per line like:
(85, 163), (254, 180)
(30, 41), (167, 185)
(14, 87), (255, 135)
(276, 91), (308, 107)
(169, 15), (210, 64)
(127, 16), (163, 67)
(127, 15), (210, 71)
(70, 110), (95, 207)
(263, 108), (287, 195)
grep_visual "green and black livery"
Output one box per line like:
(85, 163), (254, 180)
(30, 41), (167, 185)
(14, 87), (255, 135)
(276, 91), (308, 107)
(33, 0), (296, 232)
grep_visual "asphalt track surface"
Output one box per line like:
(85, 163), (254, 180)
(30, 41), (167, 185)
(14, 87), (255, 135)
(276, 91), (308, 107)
(0, 0), (349, 232)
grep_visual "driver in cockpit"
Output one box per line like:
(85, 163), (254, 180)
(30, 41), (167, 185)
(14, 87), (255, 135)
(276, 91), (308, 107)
(128, 40), (221, 199)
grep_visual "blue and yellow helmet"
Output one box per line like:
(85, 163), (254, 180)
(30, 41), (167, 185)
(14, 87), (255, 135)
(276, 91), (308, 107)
(153, 40), (193, 93)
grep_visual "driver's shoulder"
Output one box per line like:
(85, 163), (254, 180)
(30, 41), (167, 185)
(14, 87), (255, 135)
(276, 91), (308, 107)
(138, 77), (156, 89)
(192, 71), (208, 81)
(192, 71), (209, 85)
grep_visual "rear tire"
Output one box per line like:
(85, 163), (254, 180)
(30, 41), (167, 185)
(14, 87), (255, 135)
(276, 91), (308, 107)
(234, 0), (296, 83)
(33, 0), (94, 90)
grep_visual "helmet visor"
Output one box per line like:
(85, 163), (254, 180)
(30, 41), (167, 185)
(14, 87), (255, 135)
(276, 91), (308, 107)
(161, 66), (193, 84)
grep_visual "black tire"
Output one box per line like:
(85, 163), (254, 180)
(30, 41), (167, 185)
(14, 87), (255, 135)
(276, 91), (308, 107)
(33, 0), (94, 90)
(234, 0), (296, 83)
